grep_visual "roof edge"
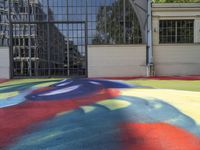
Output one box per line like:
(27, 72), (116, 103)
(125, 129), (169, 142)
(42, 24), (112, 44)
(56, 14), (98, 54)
(152, 3), (200, 8)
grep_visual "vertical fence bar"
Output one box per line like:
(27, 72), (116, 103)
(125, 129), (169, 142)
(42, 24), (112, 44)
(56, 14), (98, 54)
(123, 0), (126, 44)
(66, 0), (70, 76)
(47, 0), (51, 77)
(8, 0), (13, 78)
(28, 0), (32, 76)
(147, 0), (154, 76)
(85, 0), (88, 78)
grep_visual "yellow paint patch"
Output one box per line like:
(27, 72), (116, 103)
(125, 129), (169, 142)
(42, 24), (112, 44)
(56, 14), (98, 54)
(56, 110), (73, 117)
(38, 132), (62, 141)
(97, 99), (131, 110)
(153, 103), (163, 109)
(0, 91), (19, 99)
(81, 106), (96, 113)
(121, 89), (200, 124)
(0, 79), (63, 87)
(27, 131), (62, 145)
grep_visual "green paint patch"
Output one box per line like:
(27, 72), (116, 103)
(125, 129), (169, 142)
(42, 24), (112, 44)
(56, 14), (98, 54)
(125, 79), (200, 92)
(0, 91), (19, 99)
(97, 99), (131, 110)
(0, 78), (64, 87)
(81, 106), (96, 113)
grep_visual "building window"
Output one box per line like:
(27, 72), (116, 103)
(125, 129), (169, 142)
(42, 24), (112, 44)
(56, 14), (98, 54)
(159, 20), (194, 44)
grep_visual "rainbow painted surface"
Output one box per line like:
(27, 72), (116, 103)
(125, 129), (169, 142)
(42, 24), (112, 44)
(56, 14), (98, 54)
(0, 78), (200, 150)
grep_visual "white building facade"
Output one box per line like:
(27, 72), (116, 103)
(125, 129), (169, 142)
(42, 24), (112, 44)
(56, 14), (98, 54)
(152, 3), (200, 76)
(88, 3), (200, 78)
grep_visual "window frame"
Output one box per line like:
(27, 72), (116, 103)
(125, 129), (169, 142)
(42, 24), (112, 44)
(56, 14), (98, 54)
(159, 19), (194, 44)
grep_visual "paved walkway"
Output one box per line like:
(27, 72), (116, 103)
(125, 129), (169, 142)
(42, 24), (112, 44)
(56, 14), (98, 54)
(0, 78), (200, 150)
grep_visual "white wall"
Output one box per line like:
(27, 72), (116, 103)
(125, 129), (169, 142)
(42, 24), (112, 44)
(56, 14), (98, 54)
(88, 45), (146, 78)
(0, 47), (10, 79)
(154, 45), (200, 76)
(152, 3), (200, 76)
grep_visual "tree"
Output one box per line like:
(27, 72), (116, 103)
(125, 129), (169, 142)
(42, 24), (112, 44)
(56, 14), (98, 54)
(93, 0), (142, 45)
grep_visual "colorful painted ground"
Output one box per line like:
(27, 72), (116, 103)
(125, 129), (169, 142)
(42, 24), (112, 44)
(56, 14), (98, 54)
(0, 77), (200, 150)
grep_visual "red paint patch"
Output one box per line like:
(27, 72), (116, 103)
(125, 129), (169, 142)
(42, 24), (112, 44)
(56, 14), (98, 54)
(0, 89), (120, 149)
(0, 79), (9, 83)
(31, 86), (53, 94)
(120, 123), (200, 150)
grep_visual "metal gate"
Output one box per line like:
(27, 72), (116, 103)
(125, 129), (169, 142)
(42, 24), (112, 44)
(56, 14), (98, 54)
(8, 0), (88, 78)
(11, 22), (87, 78)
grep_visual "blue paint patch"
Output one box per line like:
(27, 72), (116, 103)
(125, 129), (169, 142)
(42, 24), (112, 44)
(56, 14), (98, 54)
(0, 80), (60, 108)
(0, 91), (29, 108)
(0, 80), (60, 93)
(26, 79), (136, 101)
(8, 96), (200, 150)
(52, 78), (135, 89)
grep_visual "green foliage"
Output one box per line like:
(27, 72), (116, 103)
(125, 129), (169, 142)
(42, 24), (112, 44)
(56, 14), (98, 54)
(93, 0), (142, 44)
(154, 0), (200, 3)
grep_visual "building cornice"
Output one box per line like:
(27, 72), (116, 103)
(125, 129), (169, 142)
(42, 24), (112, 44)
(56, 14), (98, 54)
(153, 3), (200, 8)
(152, 3), (200, 12)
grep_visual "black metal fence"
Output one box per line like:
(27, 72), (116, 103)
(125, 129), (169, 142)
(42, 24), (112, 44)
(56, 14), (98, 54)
(11, 21), (87, 78)
(0, 0), (143, 78)
(6, 0), (88, 78)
